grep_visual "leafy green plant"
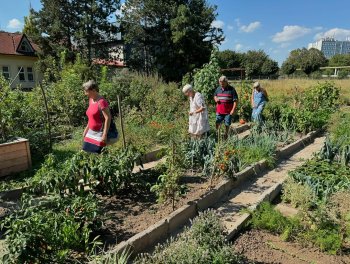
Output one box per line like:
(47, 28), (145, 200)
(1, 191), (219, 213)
(237, 81), (252, 121)
(151, 142), (186, 210)
(28, 146), (142, 196)
(249, 202), (302, 241)
(282, 177), (316, 211)
(193, 49), (221, 102)
(135, 210), (251, 264)
(1, 194), (101, 263)
(91, 247), (131, 264)
(288, 159), (350, 200)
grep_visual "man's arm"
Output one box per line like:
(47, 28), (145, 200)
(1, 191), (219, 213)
(230, 101), (237, 115)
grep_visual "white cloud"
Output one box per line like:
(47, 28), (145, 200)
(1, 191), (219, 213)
(279, 42), (291, 48)
(272, 25), (311, 43)
(239, 21), (261, 33)
(211, 20), (225, 29)
(235, 43), (243, 51)
(7, 18), (23, 29)
(227, 25), (234, 31)
(314, 28), (350, 40)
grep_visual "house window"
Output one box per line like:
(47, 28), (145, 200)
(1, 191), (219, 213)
(2, 66), (10, 80)
(18, 67), (25, 81)
(27, 67), (34, 82)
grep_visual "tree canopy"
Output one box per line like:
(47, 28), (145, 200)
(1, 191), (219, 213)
(29, 0), (120, 63)
(121, 0), (224, 81)
(281, 48), (327, 76)
(217, 49), (279, 78)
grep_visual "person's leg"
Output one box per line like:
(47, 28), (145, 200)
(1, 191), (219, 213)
(216, 114), (224, 139)
(224, 114), (232, 139)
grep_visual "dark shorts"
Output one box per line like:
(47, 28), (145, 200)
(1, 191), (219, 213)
(216, 114), (232, 126)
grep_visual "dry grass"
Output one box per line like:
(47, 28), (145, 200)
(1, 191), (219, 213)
(231, 78), (350, 103)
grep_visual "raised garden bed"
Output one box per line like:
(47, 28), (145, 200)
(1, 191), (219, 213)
(0, 138), (31, 177)
(98, 130), (320, 258)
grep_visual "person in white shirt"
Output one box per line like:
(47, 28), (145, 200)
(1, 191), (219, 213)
(182, 84), (210, 138)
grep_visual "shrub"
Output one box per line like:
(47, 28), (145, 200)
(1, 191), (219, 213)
(2, 194), (101, 263)
(28, 146), (142, 196)
(282, 177), (316, 211)
(135, 211), (250, 264)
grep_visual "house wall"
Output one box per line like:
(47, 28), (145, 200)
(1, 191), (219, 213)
(0, 54), (43, 89)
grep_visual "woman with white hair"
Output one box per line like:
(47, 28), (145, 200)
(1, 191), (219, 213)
(182, 84), (210, 137)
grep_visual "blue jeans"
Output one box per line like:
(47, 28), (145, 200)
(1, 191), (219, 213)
(252, 103), (265, 123)
(216, 114), (232, 127)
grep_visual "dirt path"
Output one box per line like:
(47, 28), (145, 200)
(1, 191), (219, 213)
(233, 229), (350, 264)
(214, 136), (325, 232)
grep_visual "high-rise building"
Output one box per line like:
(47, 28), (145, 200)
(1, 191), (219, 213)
(308, 38), (350, 58)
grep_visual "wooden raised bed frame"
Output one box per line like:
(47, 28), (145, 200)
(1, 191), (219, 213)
(0, 138), (32, 177)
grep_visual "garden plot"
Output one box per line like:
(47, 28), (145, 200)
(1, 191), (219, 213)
(231, 112), (350, 263)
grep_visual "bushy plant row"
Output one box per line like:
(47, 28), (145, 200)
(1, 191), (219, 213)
(264, 82), (340, 133)
(249, 109), (350, 255)
(135, 211), (251, 264)
(28, 146), (141, 196)
(1, 194), (101, 263)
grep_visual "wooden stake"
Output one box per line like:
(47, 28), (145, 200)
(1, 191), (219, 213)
(117, 95), (126, 148)
(39, 83), (52, 152)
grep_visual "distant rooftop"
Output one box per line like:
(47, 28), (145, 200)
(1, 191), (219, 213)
(0, 31), (39, 56)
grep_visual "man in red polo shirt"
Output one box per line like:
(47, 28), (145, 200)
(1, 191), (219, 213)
(214, 76), (238, 139)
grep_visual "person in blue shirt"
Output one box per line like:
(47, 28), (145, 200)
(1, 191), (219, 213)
(251, 82), (268, 124)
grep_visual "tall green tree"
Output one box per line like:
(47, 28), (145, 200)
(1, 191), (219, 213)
(281, 48), (327, 76)
(217, 50), (244, 69)
(23, 8), (40, 40)
(31, 0), (120, 63)
(243, 50), (278, 78)
(121, 0), (224, 81)
(329, 54), (350, 66)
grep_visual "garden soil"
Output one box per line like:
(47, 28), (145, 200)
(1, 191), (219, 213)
(98, 172), (217, 247)
(233, 229), (350, 264)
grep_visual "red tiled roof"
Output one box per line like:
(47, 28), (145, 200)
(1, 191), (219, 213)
(92, 58), (126, 67)
(0, 31), (39, 56)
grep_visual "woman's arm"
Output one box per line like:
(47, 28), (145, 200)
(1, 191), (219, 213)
(101, 107), (111, 143)
(83, 124), (89, 137)
(251, 89), (255, 107)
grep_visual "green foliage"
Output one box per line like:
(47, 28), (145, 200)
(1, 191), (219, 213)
(288, 159), (350, 200)
(193, 49), (221, 101)
(151, 142), (186, 210)
(2, 194), (101, 263)
(301, 227), (342, 255)
(91, 247), (131, 264)
(282, 177), (316, 211)
(282, 48), (327, 76)
(217, 50), (244, 69)
(31, 0), (120, 62)
(243, 50), (279, 78)
(328, 54), (350, 67)
(249, 202), (302, 241)
(28, 147), (142, 196)
(250, 202), (344, 254)
(263, 82), (339, 133)
(182, 136), (216, 171)
(135, 211), (250, 264)
(237, 81), (252, 121)
(122, 0), (223, 81)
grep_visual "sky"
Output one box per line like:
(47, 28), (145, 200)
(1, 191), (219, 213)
(1, 0), (350, 65)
